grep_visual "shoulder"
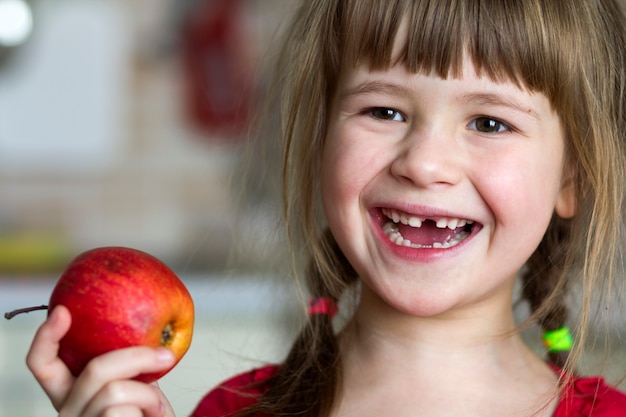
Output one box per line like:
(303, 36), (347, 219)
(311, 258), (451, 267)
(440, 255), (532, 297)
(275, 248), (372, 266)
(554, 374), (626, 417)
(190, 365), (279, 417)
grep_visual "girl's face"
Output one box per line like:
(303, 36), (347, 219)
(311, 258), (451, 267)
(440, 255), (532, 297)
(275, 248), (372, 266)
(321, 58), (575, 318)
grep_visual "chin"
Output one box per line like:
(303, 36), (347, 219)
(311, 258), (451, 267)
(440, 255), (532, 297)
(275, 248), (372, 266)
(360, 279), (468, 319)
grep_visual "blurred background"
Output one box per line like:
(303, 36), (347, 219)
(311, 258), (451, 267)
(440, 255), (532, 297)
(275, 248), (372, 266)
(0, 0), (287, 273)
(0, 1), (624, 416)
(0, 0), (296, 415)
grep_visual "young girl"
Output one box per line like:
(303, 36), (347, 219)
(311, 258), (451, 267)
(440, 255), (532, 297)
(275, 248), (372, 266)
(26, 0), (626, 416)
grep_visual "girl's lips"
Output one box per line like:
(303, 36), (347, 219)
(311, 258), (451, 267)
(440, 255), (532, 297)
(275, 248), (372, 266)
(371, 207), (481, 254)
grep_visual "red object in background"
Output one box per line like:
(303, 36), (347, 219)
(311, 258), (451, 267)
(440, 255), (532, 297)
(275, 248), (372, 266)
(181, 0), (254, 139)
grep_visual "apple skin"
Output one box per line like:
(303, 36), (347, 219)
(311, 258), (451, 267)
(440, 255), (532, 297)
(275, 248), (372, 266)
(48, 246), (194, 383)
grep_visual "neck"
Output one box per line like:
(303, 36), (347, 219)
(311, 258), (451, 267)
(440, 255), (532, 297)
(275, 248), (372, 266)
(340, 284), (549, 382)
(334, 286), (559, 417)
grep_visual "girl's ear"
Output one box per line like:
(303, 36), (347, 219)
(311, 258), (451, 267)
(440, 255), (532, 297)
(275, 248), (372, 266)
(555, 174), (576, 219)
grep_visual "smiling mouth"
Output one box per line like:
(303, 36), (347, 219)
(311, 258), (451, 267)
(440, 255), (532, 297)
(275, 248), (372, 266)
(381, 208), (475, 249)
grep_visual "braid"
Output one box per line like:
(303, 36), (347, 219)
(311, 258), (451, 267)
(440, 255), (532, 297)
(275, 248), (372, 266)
(521, 215), (573, 369)
(240, 228), (357, 417)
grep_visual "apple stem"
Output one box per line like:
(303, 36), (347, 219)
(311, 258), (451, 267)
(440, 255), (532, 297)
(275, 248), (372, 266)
(4, 305), (49, 320)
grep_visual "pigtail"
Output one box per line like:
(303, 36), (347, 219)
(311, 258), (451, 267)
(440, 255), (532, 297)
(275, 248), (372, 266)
(240, 228), (357, 417)
(521, 215), (573, 369)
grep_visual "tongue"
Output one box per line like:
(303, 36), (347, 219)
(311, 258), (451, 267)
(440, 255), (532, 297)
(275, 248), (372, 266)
(397, 220), (460, 245)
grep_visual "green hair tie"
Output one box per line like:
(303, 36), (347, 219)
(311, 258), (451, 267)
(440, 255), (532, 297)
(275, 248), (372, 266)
(542, 327), (573, 352)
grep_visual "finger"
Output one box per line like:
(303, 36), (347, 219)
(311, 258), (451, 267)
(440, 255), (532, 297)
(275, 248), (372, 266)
(81, 380), (165, 417)
(26, 305), (75, 409)
(99, 404), (144, 417)
(151, 382), (176, 417)
(60, 347), (174, 417)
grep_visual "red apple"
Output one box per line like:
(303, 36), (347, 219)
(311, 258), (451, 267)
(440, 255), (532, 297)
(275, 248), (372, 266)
(47, 246), (194, 383)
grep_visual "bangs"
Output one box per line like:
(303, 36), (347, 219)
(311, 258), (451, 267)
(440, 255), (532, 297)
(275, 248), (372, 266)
(334, 0), (576, 99)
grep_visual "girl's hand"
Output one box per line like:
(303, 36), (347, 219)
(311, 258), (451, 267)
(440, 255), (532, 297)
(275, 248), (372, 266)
(26, 305), (177, 417)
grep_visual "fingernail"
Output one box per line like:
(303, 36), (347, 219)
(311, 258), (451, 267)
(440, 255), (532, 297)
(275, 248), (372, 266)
(156, 348), (175, 363)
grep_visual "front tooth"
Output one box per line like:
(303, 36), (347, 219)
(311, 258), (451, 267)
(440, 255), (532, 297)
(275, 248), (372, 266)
(457, 219), (467, 227)
(391, 211), (400, 223)
(447, 219), (458, 229)
(408, 217), (422, 227)
(400, 215), (409, 225)
(436, 219), (448, 229)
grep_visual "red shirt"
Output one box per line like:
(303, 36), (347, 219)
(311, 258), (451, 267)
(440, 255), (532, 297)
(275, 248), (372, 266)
(191, 365), (626, 416)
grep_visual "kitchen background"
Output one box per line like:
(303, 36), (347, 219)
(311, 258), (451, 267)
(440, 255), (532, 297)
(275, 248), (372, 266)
(0, 0), (624, 416)
(0, 0), (295, 415)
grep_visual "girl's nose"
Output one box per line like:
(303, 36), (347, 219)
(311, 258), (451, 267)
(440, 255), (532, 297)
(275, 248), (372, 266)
(390, 128), (465, 188)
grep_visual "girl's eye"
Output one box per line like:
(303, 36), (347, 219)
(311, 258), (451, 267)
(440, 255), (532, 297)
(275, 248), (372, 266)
(369, 107), (405, 122)
(468, 117), (511, 134)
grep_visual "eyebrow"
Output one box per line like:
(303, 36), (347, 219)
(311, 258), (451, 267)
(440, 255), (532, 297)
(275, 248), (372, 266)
(460, 92), (540, 120)
(338, 81), (413, 101)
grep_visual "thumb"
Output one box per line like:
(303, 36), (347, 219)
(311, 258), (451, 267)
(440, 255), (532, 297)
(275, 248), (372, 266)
(26, 305), (76, 410)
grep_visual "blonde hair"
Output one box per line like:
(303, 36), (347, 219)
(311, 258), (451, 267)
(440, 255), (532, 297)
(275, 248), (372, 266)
(243, 1), (626, 415)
